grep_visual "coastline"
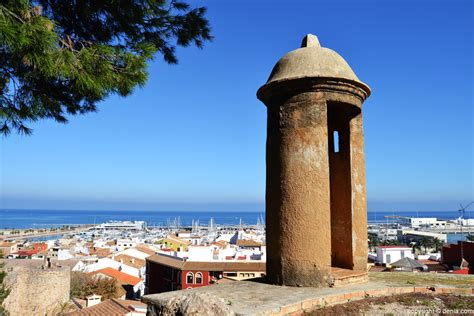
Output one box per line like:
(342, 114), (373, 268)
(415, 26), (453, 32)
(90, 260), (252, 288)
(0, 209), (470, 230)
(0, 224), (94, 241)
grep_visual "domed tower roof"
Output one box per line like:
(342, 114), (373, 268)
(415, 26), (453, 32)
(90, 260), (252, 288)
(259, 34), (370, 96)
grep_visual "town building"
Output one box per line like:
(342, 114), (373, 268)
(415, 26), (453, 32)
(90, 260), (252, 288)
(145, 253), (266, 294)
(75, 257), (141, 278)
(442, 241), (474, 274)
(89, 267), (145, 299)
(0, 241), (19, 255)
(399, 217), (447, 228)
(88, 247), (111, 258)
(49, 246), (75, 260)
(375, 246), (414, 265)
(454, 217), (474, 227)
(68, 297), (147, 316)
(368, 228), (398, 242)
(156, 235), (191, 251)
(117, 239), (138, 251)
(17, 242), (48, 258)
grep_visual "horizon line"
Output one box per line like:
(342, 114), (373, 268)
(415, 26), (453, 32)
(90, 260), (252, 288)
(0, 208), (467, 213)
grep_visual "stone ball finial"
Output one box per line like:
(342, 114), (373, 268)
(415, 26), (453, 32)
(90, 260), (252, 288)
(301, 34), (320, 48)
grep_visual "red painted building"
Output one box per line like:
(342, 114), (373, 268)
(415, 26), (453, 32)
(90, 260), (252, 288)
(442, 241), (474, 274)
(145, 253), (266, 294)
(17, 242), (48, 257)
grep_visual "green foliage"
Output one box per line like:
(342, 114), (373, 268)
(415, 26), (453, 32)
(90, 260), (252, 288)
(0, 251), (10, 315)
(467, 234), (474, 242)
(368, 234), (380, 252)
(54, 301), (75, 316)
(380, 239), (405, 246)
(411, 242), (421, 255)
(0, 0), (212, 135)
(70, 271), (121, 300)
(440, 295), (474, 310)
(431, 237), (443, 252)
(416, 236), (434, 254)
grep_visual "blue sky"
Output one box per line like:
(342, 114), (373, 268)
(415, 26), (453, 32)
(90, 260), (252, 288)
(1, 0), (473, 212)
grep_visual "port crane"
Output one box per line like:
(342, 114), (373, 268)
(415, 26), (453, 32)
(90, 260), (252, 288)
(458, 201), (473, 268)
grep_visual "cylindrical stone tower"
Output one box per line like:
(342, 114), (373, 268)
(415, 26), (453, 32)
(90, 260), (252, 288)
(257, 34), (371, 287)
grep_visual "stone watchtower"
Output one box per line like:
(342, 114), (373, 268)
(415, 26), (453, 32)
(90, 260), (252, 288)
(257, 34), (371, 287)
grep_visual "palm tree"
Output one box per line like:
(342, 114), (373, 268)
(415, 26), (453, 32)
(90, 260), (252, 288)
(432, 238), (444, 252)
(411, 242), (421, 255)
(383, 239), (405, 246)
(417, 236), (433, 254)
(368, 235), (380, 252)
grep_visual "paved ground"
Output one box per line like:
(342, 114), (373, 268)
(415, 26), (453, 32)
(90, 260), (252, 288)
(143, 273), (474, 315)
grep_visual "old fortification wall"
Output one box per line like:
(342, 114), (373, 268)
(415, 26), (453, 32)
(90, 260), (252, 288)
(3, 264), (70, 315)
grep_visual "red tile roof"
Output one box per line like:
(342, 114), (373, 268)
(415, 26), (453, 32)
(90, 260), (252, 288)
(89, 248), (111, 258)
(89, 268), (142, 286)
(67, 298), (145, 315)
(212, 241), (227, 248)
(236, 239), (262, 247)
(135, 246), (155, 256)
(113, 254), (146, 269)
(0, 242), (16, 247)
(17, 242), (48, 256)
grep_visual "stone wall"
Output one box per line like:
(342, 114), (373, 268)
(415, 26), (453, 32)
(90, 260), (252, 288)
(3, 264), (70, 315)
(142, 278), (474, 316)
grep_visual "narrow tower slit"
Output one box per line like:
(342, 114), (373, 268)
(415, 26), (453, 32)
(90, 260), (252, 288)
(328, 102), (354, 270)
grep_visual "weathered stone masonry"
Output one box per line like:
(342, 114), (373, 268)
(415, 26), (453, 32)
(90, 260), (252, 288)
(257, 34), (371, 287)
(3, 264), (70, 315)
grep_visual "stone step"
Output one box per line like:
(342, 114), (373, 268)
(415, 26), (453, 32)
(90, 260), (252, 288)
(331, 268), (368, 287)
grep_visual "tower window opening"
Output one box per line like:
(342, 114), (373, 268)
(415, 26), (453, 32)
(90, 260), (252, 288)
(334, 131), (339, 153)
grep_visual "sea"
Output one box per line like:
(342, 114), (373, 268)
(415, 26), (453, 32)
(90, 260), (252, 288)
(0, 209), (471, 242)
(0, 209), (470, 229)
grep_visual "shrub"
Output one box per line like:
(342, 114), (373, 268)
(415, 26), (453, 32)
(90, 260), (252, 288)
(70, 272), (121, 300)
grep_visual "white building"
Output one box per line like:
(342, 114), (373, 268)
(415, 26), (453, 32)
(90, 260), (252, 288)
(215, 233), (235, 243)
(75, 257), (140, 277)
(117, 247), (155, 260)
(375, 246), (414, 264)
(48, 246), (74, 260)
(96, 221), (145, 231)
(164, 243), (266, 263)
(400, 217), (446, 228)
(117, 239), (138, 250)
(185, 245), (214, 261)
(368, 229), (398, 242)
(454, 217), (474, 226)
